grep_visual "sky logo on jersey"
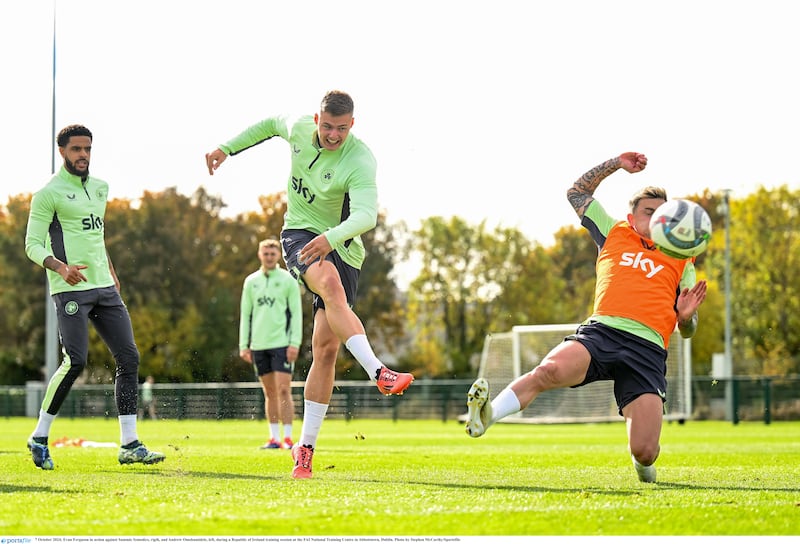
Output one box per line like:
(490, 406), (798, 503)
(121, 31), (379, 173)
(257, 296), (276, 307)
(81, 213), (104, 231)
(291, 176), (316, 204)
(619, 251), (664, 278)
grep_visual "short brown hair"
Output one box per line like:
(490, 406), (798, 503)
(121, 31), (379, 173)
(320, 90), (354, 117)
(629, 186), (667, 212)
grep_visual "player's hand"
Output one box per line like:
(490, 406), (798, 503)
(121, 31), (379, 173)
(286, 346), (299, 363)
(60, 264), (89, 286)
(205, 149), (227, 175)
(619, 152), (647, 173)
(299, 235), (333, 267)
(677, 279), (707, 320)
(240, 349), (252, 364)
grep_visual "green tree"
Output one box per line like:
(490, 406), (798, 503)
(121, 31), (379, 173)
(0, 194), (48, 384)
(702, 186), (800, 375)
(405, 217), (552, 377)
(548, 225), (598, 322)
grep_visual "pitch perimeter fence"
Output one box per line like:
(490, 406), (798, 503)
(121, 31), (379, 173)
(5, 379), (473, 422)
(2, 376), (798, 423)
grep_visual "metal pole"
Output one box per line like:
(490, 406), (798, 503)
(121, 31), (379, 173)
(722, 189), (734, 423)
(723, 190), (732, 377)
(45, 0), (59, 383)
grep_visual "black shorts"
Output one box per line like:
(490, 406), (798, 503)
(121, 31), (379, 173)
(280, 229), (360, 312)
(566, 321), (668, 415)
(252, 348), (293, 376)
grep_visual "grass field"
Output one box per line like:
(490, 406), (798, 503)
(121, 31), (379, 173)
(1, 417), (799, 537)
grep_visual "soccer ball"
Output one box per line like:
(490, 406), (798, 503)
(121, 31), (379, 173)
(649, 199), (712, 259)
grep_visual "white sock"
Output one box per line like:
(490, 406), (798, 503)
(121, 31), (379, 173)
(269, 422), (281, 440)
(119, 414), (138, 446)
(32, 410), (56, 438)
(345, 334), (384, 380)
(283, 423), (293, 440)
(299, 400), (328, 449)
(491, 388), (522, 423)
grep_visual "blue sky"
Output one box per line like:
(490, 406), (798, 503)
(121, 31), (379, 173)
(4, 0), (798, 253)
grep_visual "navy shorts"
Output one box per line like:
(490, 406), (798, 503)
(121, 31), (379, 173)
(280, 229), (360, 312)
(566, 321), (668, 415)
(252, 347), (293, 376)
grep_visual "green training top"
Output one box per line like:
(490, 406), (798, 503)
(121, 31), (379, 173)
(219, 114), (378, 270)
(239, 266), (303, 351)
(25, 165), (115, 295)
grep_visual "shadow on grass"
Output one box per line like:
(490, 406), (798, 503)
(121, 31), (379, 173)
(654, 481), (800, 493)
(337, 476), (800, 496)
(95, 468), (285, 481)
(0, 484), (80, 493)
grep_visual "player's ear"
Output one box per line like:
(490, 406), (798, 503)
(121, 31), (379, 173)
(350, 117), (354, 128)
(314, 113), (319, 125)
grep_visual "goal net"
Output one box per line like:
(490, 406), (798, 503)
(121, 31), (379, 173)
(477, 323), (692, 423)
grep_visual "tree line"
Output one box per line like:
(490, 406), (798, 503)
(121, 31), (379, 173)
(0, 184), (797, 385)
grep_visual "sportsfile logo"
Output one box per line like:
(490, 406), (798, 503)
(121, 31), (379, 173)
(619, 251), (664, 278)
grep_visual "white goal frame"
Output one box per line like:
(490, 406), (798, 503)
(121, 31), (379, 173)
(477, 323), (692, 423)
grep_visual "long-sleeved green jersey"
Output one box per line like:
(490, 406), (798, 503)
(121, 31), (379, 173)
(220, 114), (378, 270)
(25, 166), (115, 295)
(239, 267), (302, 351)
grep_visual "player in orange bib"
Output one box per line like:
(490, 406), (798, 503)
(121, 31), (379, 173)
(466, 152), (707, 483)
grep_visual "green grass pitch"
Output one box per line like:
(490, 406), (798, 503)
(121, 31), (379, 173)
(1, 417), (798, 536)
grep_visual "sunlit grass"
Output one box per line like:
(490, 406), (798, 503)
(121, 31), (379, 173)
(2, 417), (798, 536)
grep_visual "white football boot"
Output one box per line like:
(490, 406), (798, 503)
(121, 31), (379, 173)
(466, 378), (493, 438)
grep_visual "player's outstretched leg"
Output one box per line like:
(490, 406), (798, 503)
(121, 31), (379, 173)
(631, 454), (656, 483)
(27, 436), (54, 470)
(466, 378), (493, 438)
(375, 366), (414, 396)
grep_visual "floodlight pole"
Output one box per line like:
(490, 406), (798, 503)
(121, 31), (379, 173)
(45, 1), (59, 382)
(722, 189), (734, 422)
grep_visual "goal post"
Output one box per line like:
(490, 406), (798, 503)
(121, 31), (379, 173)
(476, 323), (692, 423)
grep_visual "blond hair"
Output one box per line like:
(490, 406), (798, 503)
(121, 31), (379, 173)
(629, 186), (667, 212)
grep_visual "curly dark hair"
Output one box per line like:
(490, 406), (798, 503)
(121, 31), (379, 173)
(57, 125), (93, 148)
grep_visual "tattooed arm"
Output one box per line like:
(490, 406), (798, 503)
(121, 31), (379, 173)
(566, 152), (647, 219)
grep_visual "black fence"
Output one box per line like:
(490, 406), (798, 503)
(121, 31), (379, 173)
(3, 376), (799, 423)
(5, 379), (474, 422)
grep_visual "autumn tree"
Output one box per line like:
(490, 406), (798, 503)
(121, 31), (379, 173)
(405, 217), (557, 377)
(701, 186), (800, 375)
(0, 194), (47, 383)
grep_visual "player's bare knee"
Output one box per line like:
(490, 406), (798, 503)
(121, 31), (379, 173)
(630, 443), (660, 466)
(531, 362), (562, 391)
(313, 339), (340, 364)
(316, 273), (345, 301)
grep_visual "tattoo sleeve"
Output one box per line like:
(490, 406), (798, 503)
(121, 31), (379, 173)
(566, 156), (621, 217)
